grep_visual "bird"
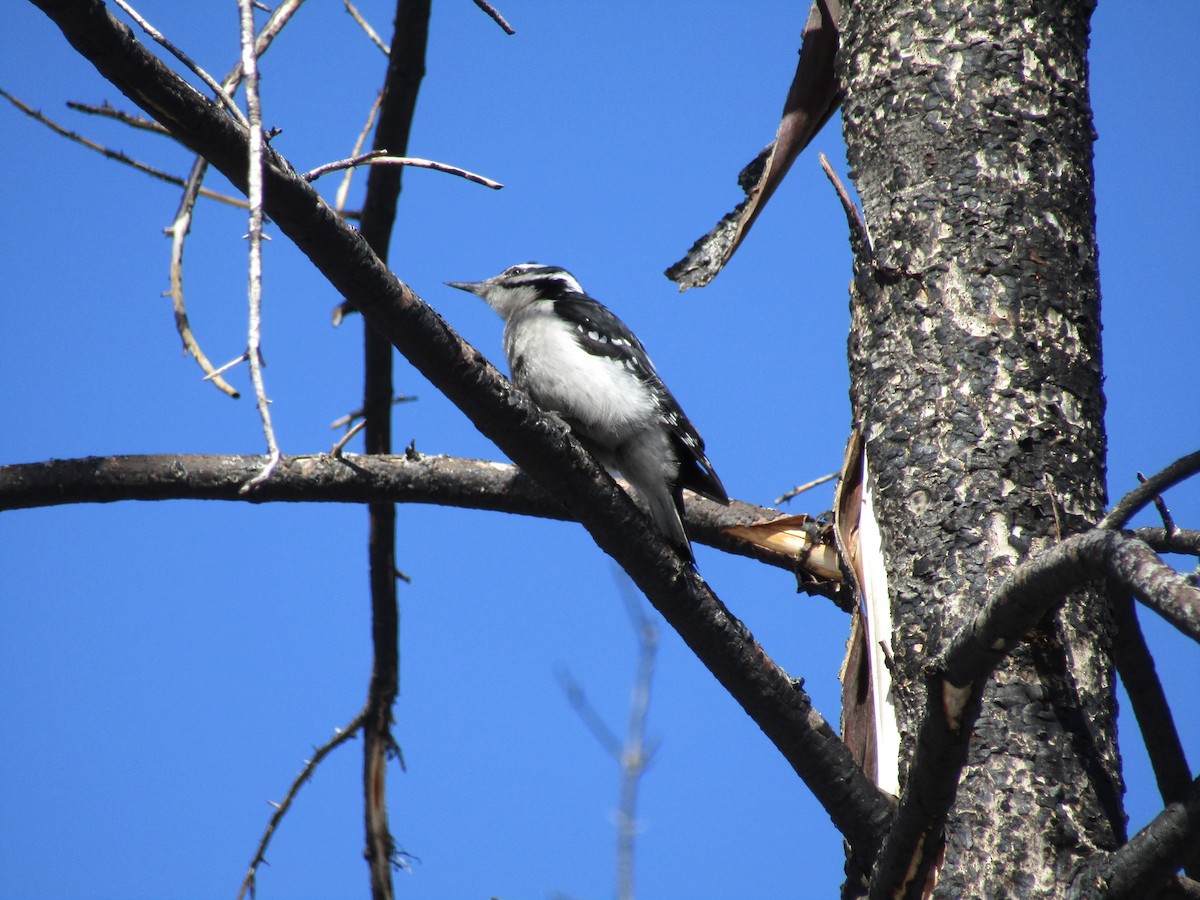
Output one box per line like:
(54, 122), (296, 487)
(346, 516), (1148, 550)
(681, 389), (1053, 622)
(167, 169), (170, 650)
(446, 263), (729, 561)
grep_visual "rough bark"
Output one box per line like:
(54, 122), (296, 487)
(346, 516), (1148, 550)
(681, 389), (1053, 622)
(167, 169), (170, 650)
(839, 0), (1117, 895)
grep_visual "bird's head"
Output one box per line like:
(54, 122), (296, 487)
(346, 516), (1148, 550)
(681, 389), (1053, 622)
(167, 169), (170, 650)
(446, 263), (584, 318)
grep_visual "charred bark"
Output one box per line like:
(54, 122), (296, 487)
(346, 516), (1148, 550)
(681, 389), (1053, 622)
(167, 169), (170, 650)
(839, 0), (1117, 895)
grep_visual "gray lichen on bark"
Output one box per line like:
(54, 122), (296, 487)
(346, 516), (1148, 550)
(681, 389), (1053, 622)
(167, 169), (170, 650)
(839, 0), (1119, 894)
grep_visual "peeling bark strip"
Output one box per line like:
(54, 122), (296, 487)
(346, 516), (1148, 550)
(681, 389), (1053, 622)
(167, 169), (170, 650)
(840, 0), (1116, 896)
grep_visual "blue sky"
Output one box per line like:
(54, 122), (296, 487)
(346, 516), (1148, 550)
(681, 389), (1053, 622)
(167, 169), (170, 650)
(1, 2), (1197, 898)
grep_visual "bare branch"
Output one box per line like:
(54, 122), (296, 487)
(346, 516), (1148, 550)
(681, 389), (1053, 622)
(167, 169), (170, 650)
(344, 0), (390, 54)
(616, 585), (658, 900)
(1110, 588), (1199, 879)
(164, 157), (242, 398)
(819, 151), (871, 257)
(775, 470), (837, 506)
(335, 92), (384, 212)
(1100, 449), (1200, 531)
(237, 713), (366, 900)
(302, 150), (503, 189)
(353, 4), (432, 896)
(1080, 773), (1200, 899)
(111, 0), (249, 128)
(331, 419), (368, 456)
(469, 0), (515, 34)
(940, 532), (1200, 694)
(556, 667), (625, 761)
(66, 99), (167, 133)
(162, 0), (308, 398)
(1133, 528), (1200, 559)
(236, 0), (281, 490)
(1139, 471), (1178, 534)
(870, 528), (1200, 897)
(0, 454), (837, 578)
(0, 88), (246, 208)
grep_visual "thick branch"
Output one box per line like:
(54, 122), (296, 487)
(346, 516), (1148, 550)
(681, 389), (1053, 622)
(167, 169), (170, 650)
(871, 529), (1200, 897)
(1083, 774), (1200, 899)
(1110, 589), (1198, 879)
(942, 531), (1200, 689)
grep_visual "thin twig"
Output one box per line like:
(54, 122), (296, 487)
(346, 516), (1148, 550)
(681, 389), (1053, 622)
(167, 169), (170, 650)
(332, 418), (368, 456)
(111, 0), (249, 128)
(1099, 450), (1200, 531)
(0, 88), (246, 208)
(776, 470), (838, 506)
(1138, 471), (1177, 535)
(336, 92), (384, 212)
(556, 667), (624, 761)
(470, 0), (516, 34)
(344, 0), (390, 54)
(202, 350), (250, 382)
(165, 157), (241, 397)
(330, 395), (417, 430)
(237, 0), (281, 491)
(302, 151), (503, 190)
(615, 580), (658, 900)
(819, 152), (871, 256)
(163, 0), (309, 399)
(237, 712), (367, 900)
(66, 100), (168, 134)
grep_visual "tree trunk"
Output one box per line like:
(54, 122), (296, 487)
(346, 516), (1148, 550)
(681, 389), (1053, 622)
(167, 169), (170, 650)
(839, 0), (1120, 895)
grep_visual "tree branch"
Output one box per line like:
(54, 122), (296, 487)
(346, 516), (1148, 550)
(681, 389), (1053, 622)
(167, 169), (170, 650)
(238, 712), (367, 900)
(28, 0), (892, 863)
(354, 3), (429, 895)
(870, 529), (1200, 898)
(1110, 589), (1199, 879)
(1081, 773), (1200, 899)
(0, 453), (832, 576)
(1099, 450), (1200, 532)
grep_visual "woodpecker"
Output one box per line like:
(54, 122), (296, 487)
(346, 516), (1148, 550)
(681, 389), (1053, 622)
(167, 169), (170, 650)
(447, 263), (729, 561)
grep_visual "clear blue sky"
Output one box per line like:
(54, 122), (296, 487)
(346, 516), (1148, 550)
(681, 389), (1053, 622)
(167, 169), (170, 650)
(1, 3), (1197, 898)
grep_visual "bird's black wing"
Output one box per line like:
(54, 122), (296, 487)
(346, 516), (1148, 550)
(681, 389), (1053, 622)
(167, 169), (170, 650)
(554, 296), (729, 506)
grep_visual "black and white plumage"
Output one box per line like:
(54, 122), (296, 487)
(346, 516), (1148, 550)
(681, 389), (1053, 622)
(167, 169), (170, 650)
(447, 263), (728, 560)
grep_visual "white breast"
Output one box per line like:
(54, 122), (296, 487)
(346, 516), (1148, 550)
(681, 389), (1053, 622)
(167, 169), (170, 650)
(504, 305), (657, 449)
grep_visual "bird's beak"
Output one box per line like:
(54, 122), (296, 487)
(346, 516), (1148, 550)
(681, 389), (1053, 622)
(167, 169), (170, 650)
(445, 279), (486, 296)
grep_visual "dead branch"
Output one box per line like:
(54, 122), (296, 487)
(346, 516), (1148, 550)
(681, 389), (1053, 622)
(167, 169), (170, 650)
(1110, 588), (1199, 878)
(0, 87), (246, 208)
(1100, 450), (1200, 531)
(236, 0), (281, 490)
(819, 151), (871, 258)
(1079, 773), (1200, 899)
(775, 470), (837, 506)
(869, 527), (1200, 898)
(470, 0), (515, 34)
(66, 99), (167, 133)
(301, 150), (502, 189)
(111, 0), (248, 127)
(238, 712), (366, 900)
(354, 3), (431, 895)
(0, 453), (839, 579)
(344, 0), (389, 54)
